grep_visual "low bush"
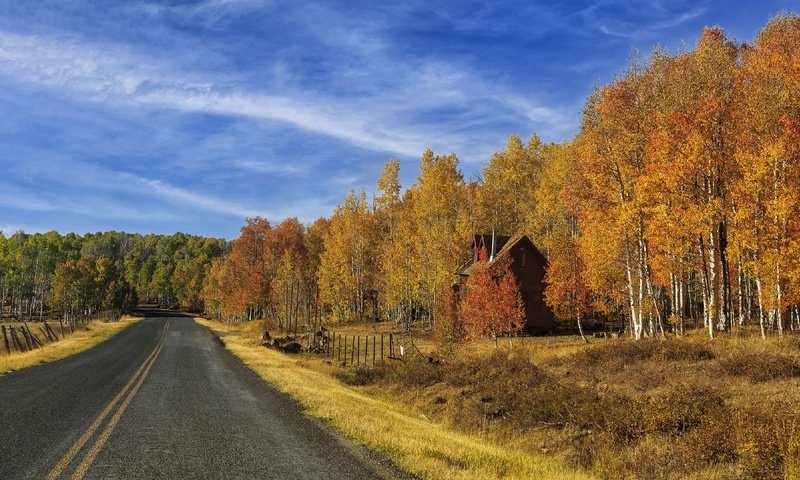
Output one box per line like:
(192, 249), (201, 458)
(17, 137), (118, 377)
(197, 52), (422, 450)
(718, 352), (800, 382)
(334, 365), (389, 386)
(574, 340), (656, 370)
(574, 338), (715, 371)
(654, 339), (715, 361)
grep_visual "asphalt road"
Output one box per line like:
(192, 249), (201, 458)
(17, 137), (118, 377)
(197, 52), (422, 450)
(0, 310), (406, 479)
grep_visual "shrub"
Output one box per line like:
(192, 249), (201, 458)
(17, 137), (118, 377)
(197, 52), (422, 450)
(654, 340), (715, 361)
(735, 403), (800, 479)
(376, 341), (799, 478)
(646, 385), (728, 436)
(574, 340), (656, 370)
(718, 353), (800, 382)
(335, 365), (388, 386)
(575, 338), (715, 371)
(391, 355), (444, 387)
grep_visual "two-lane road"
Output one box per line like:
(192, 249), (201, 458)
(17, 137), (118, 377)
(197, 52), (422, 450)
(0, 310), (403, 479)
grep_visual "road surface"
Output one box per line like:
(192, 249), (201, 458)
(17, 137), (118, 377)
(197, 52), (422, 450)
(0, 310), (405, 479)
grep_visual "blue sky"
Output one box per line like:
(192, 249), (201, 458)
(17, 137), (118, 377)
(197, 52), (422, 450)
(0, 0), (796, 239)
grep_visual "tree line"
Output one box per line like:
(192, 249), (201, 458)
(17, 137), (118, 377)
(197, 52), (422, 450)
(0, 231), (225, 324)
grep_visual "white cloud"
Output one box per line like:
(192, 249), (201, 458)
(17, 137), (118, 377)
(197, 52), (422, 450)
(0, 181), (173, 221)
(234, 160), (307, 176)
(584, 0), (707, 40)
(0, 27), (574, 163)
(126, 174), (267, 219)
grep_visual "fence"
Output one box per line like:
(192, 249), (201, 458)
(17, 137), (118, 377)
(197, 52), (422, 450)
(1, 321), (62, 355)
(322, 332), (414, 366)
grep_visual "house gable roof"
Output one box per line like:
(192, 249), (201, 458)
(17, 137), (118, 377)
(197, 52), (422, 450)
(457, 234), (548, 277)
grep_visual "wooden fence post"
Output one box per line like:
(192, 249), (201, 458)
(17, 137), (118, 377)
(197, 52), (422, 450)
(356, 336), (360, 365)
(20, 326), (33, 350)
(351, 336), (355, 365)
(29, 329), (43, 348)
(39, 326), (50, 343)
(45, 322), (59, 341)
(10, 327), (24, 352)
(372, 336), (376, 366)
(2, 326), (10, 354)
(389, 333), (393, 358)
(380, 334), (384, 363)
(343, 335), (347, 365)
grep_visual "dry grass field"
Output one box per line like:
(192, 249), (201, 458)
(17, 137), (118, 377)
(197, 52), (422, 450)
(0, 315), (143, 375)
(202, 317), (800, 479)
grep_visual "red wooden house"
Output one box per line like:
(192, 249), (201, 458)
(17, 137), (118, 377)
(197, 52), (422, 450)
(456, 232), (555, 333)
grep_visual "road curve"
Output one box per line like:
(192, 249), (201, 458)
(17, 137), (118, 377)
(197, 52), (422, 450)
(0, 310), (406, 479)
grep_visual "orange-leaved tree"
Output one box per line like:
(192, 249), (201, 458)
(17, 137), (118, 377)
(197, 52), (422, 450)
(461, 248), (524, 347)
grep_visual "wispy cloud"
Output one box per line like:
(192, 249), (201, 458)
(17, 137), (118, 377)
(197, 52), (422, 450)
(126, 174), (267, 219)
(0, 26), (573, 160)
(0, 224), (41, 235)
(1, 150), (264, 221)
(234, 160), (307, 176)
(584, 0), (708, 40)
(0, 181), (173, 221)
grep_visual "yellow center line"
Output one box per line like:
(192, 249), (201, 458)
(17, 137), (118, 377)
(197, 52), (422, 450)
(69, 334), (166, 480)
(45, 320), (169, 480)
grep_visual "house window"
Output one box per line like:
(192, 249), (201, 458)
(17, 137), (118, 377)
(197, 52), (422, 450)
(521, 251), (526, 267)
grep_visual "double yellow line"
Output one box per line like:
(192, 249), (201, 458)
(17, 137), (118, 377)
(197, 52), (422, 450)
(46, 320), (170, 480)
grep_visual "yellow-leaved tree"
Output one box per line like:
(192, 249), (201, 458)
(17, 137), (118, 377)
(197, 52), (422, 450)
(475, 134), (544, 237)
(318, 190), (377, 322)
(733, 15), (800, 337)
(410, 149), (470, 326)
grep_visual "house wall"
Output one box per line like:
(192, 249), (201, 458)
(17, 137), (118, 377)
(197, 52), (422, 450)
(509, 242), (555, 333)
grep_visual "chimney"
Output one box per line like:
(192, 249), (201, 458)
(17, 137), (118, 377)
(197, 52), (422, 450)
(490, 227), (497, 262)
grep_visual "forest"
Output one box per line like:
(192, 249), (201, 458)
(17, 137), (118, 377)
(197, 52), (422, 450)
(203, 15), (800, 343)
(0, 231), (225, 324)
(4, 15), (800, 345)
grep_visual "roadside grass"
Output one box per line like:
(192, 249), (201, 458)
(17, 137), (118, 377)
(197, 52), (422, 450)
(195, 317), (592, 480)
(0, 315), (143, 375)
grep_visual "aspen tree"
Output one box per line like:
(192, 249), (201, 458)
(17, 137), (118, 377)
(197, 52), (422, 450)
(734, 15), (800, 337)
(411, 149), (469, 326)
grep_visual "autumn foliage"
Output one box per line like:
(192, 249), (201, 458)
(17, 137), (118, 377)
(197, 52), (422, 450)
(461, 248), (524, 342)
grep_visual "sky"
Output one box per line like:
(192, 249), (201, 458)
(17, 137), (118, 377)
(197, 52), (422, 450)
(0, 0), (796, 239)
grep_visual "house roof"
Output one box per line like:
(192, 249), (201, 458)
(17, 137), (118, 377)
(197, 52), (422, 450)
(472, 234), (511, 254)
(456, 234), (548, 277)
